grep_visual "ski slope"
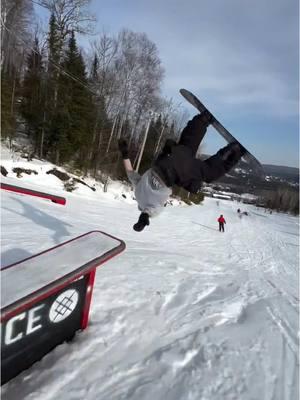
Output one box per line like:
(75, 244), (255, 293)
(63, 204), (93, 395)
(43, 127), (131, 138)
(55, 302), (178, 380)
(1, 164), (299, 399)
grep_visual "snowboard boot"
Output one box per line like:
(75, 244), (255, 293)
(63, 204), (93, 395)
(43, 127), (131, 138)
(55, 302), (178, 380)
(218, 142), (247, 171)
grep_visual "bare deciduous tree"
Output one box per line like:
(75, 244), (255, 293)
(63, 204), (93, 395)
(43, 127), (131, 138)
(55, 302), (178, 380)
(39, 0), (95, 38)
(91, 32), (118, 99)
(1, 0), (33, 73)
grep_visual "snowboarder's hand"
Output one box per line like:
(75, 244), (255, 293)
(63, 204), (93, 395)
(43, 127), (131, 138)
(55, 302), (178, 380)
(199, 110), (214, 125)
(183, 180), (202, 194)
(161, 139), (177, 156)
(118, 139), (129, 159)
(133, 212), (150, 232)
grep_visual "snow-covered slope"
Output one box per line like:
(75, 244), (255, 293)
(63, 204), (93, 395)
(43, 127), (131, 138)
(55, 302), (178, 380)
(1, 147), (299, 400)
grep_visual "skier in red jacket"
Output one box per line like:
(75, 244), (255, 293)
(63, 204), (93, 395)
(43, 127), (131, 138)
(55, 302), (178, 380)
(218, 215), (226, 232)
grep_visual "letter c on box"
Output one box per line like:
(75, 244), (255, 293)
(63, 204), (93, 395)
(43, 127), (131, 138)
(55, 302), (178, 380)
(5, 313), (26, 345)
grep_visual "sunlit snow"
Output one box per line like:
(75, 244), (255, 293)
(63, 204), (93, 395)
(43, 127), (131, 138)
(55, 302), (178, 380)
(1, 146), (299, 400)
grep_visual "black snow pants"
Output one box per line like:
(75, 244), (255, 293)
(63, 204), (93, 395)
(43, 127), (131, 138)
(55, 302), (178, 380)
(154, 114), (242, 193)
(219, 222), (225, 232)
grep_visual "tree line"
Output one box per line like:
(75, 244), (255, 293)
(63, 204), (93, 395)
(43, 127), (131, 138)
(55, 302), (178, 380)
(1, 0), (186, 180)
(259, 187), (299, 215)
(2, 0), (297, 213)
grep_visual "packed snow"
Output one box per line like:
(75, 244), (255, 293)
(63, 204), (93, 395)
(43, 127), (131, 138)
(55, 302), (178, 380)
(1, 147), (299, 400)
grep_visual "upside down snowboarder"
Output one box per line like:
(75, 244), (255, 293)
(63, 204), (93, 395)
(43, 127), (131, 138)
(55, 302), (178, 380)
(119, 110), (246, 232)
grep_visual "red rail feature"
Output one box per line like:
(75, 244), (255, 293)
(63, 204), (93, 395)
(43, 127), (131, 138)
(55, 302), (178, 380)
(0, 182), (66, 205)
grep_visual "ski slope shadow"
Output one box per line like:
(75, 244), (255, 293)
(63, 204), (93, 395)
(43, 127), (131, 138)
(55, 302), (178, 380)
(192, 221), (218, 232)
(3, 198), (73, 244)
(252, 211), (268, 218)
(1, 248), (32, 268)
(278, 230), (299, 237)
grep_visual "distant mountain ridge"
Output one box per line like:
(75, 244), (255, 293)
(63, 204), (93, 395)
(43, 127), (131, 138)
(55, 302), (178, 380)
(262, 164), (299, 177)
(202, 153), (299, 182)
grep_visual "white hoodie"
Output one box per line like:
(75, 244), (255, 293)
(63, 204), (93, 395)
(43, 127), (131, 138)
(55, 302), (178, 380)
(127, 169), (172, 217)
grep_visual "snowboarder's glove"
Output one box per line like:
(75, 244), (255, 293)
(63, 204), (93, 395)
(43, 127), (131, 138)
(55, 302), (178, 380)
(118, 139), (129, 159)
(133, 212), (150, 232)
(200, 110), (214, 125)
(161, 139), (177, 156)
(183, 180), (202, 194)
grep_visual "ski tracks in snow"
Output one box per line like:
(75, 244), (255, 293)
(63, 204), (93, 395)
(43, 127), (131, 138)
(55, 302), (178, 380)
(2, 197), (299, 400)
(227, 209), (299, 400)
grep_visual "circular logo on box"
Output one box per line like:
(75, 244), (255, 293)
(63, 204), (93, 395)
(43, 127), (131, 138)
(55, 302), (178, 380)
(49, 289), (79, 323)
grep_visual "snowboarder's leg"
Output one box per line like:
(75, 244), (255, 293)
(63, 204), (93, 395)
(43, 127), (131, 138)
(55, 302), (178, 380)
(178, 111), (213, 157)
(179, 141), (245, 192)
(201, 142), (246, 183)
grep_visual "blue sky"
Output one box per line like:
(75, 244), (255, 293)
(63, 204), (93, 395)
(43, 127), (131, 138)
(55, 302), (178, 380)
(36, 0), (299, 167)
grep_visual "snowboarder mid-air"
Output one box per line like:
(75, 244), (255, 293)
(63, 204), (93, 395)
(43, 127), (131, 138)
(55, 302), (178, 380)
(218, 214), (226, 232)
(119, 111), (246, 232)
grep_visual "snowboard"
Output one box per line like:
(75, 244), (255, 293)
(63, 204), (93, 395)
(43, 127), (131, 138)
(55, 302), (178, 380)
(180, 88), (264, 176)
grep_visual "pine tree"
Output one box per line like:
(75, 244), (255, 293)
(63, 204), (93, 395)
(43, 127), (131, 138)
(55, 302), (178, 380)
(87, 52), (112, 176)
(55, 31), (95, 166)
(47, 13), (61, 106)
(20, 37), (45, 155)
(90, 53), (99, 83)
(45, 13), (64, 160)
(1, 68), (19, 141)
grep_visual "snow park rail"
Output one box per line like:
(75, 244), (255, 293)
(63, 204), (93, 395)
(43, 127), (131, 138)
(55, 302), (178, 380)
(0, 231), (126, 385)
(0, 182), (66, 205)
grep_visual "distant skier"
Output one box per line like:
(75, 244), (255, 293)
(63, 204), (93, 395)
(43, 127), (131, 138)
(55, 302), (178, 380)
(218, 214), (226, 232)
(119, 111), (245, 232)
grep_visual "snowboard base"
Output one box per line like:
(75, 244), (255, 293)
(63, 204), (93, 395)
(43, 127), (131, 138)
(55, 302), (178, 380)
(180, 88), (264, 176)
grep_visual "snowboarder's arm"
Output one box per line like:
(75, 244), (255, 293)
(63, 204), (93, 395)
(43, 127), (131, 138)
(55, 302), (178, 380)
(123, 158), (134, 172)
(123, 159), (141, 185)
(127, 169), (141, 186)
(118, 139), (141, 185)
(118, 139), (129, 159)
